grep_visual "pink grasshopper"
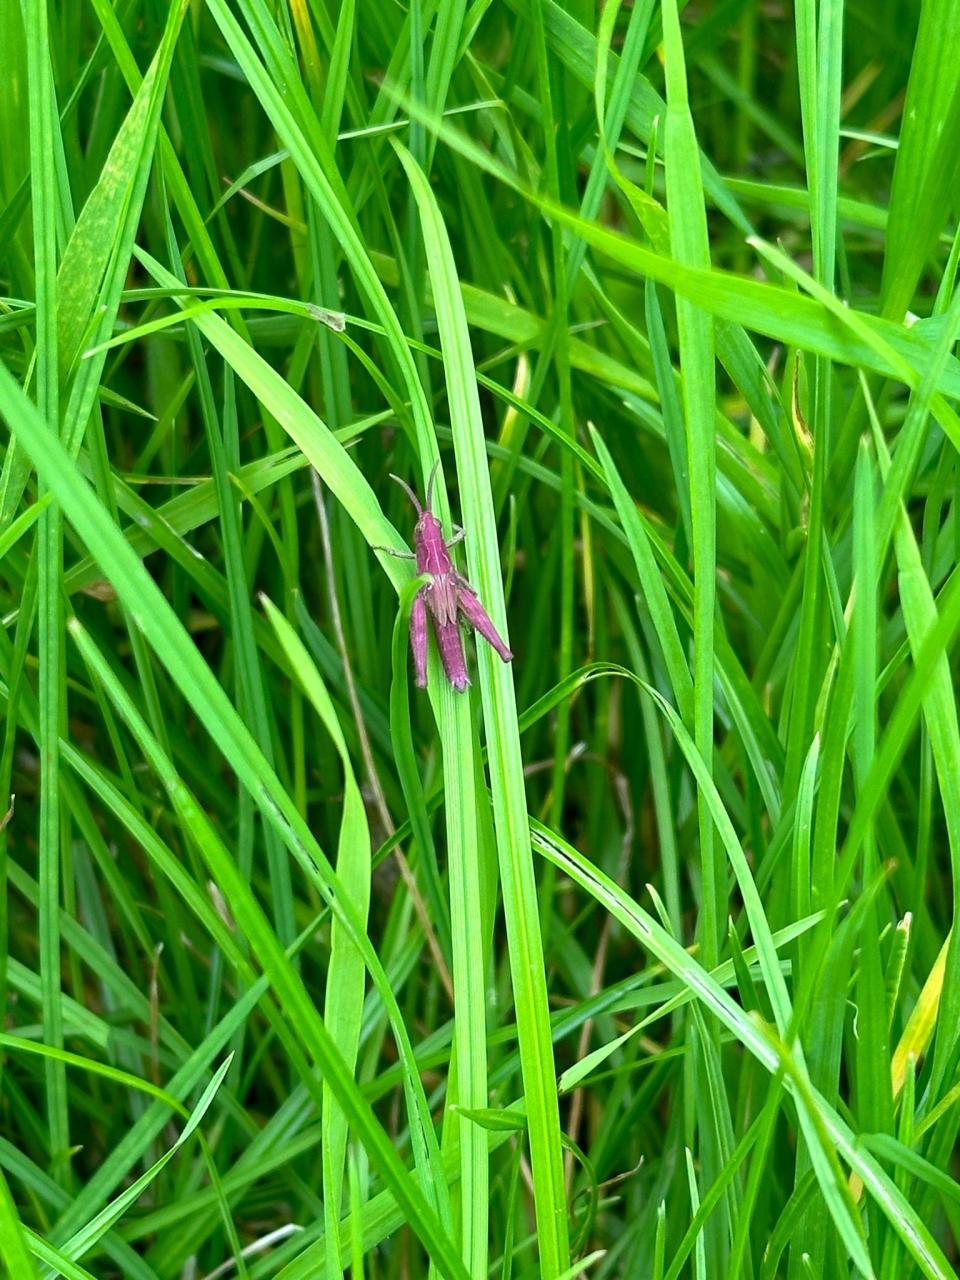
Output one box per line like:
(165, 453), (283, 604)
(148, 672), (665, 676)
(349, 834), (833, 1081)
(378, 465), (513, 692)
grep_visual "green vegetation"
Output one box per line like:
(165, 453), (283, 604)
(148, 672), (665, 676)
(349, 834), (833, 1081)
(2, 0), (960, 1275)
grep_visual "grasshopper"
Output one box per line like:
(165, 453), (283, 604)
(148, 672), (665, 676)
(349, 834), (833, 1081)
(378, 464), (513, 691)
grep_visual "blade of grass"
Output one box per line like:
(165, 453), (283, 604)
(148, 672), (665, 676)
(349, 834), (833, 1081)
(880, 0), (960, 319)
(262, 597), (372, 1277)
(56, 1055), (233, 1266)
(0, 1167), (38, 1280)
(659, 8), (724, 1268)
(397, 139), (571, 1274)
(24, 0), (67, 1186)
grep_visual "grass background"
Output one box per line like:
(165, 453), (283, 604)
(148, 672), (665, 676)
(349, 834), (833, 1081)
(1, 0), (960, 1276)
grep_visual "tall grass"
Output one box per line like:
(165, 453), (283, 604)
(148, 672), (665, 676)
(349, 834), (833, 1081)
(1, 1), (959, 1277)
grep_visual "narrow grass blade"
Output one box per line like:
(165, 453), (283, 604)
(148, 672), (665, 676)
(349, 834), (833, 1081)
(397, 140), (570, 1274)
(262, 597), (372, 1275)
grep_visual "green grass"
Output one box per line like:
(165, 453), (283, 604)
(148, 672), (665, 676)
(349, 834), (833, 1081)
(1, 1), (960, 1276)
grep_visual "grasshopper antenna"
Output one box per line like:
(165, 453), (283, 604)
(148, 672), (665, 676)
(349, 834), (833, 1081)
(424, 459), (441, 513)
(388, 472), (423, 517)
